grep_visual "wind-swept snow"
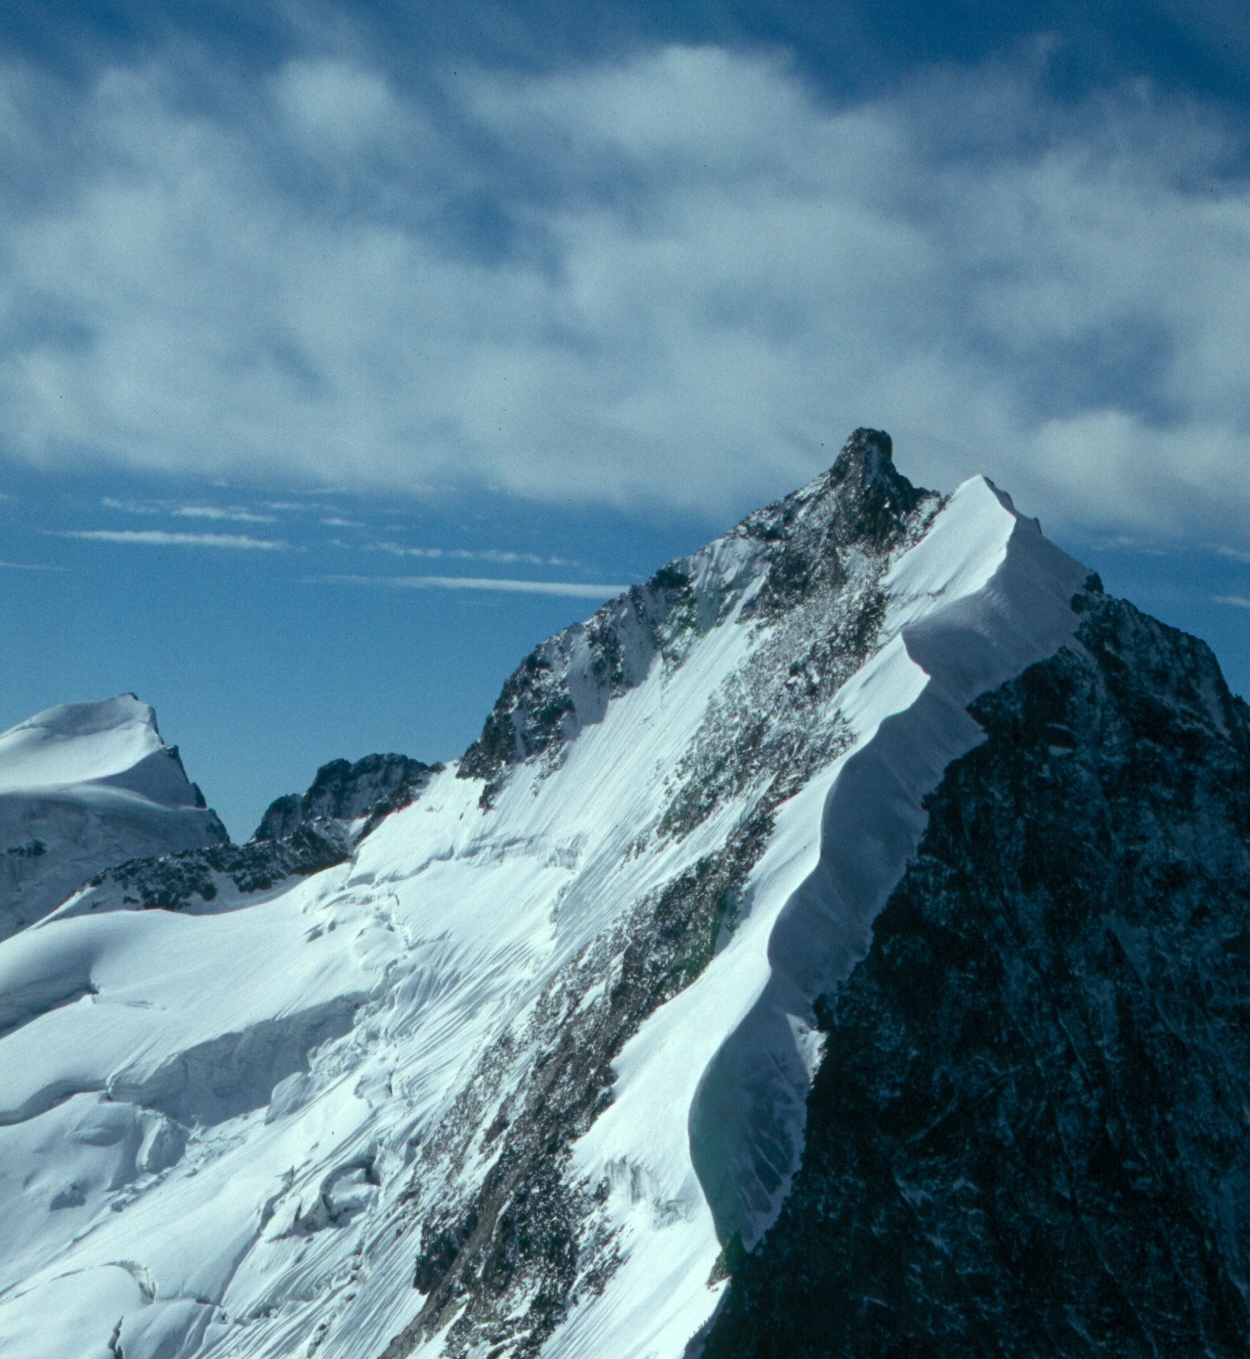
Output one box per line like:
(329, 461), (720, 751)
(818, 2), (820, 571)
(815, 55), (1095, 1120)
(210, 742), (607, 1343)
(0, 696), (227, 939)
(0, 442), (1093, 1359)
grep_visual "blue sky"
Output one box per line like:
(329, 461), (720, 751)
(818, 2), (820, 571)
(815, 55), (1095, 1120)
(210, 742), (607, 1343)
(0, 1), (1248, 836)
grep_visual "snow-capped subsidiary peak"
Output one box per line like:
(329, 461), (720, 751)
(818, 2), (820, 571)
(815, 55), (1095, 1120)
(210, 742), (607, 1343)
(0, 695), (227, 939)
(0, 695), (172, 797)
(2, 430), (1243, 1359)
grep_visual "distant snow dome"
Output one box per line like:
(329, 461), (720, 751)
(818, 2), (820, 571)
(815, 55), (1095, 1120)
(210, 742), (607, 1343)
(0, 695), (171, 795)
(0, 695), (227, 939)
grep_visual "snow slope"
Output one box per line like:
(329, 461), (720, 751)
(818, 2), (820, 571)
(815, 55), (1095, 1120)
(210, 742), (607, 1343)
(0, 696), (228, 939)
(0, 436), (1091, 1359)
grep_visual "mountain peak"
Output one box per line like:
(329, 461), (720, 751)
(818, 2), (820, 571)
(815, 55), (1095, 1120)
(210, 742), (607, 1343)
(826, 426), (923, 528)
(0, 694), (164, 794)
(832, 425), (894, 477)
(459, 429), (937, 798)
(0, 694), (227, 938)
(13, 448), (1246, 1359)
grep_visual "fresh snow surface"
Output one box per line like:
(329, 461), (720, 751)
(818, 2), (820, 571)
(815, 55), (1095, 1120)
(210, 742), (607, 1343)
(0, 696), (227, 939)
(0, 478), (1087, 1359)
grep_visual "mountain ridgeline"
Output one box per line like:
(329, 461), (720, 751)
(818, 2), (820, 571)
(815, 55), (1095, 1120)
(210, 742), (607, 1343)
(60, 753), (439, 915)
(458, 428), (931, 805)
(0, 430), (1246, 1359)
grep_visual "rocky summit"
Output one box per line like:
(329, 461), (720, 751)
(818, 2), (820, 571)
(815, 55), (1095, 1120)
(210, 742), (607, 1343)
(0, 431), (1245, 1359)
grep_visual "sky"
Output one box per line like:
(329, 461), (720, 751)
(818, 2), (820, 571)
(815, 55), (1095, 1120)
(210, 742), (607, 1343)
(0, 0), (1248, 836)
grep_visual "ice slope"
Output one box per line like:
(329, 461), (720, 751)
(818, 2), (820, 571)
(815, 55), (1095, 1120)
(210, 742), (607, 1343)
(0, 696), (227, 938)
(0, 446), (1089, 1359)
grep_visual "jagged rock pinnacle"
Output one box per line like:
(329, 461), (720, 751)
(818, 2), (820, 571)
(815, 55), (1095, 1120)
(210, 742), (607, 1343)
(832, 426), (893, 478)
(826, 426), (923, 541)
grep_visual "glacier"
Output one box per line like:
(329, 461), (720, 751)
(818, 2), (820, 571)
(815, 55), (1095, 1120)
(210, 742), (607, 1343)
(0, 431), (1107, 1358)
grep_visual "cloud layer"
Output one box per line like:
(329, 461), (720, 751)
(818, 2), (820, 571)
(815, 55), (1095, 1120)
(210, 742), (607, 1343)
(47, 530), (289, 549)
(1, 44), (1248, 539)
(320, 574), (626, 597)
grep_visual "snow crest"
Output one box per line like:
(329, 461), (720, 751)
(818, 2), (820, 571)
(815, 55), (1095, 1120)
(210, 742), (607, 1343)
(687, 480), (1089, 1256)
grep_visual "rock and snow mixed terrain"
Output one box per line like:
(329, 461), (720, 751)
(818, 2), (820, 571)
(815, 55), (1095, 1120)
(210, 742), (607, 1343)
(0, 430), (1246, 1359)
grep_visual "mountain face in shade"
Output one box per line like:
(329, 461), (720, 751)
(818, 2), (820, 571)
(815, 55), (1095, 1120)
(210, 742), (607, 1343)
(700, 589), (1250, 1359)
(0, 695), (227, 939)
(0, 431), (1244, 1359)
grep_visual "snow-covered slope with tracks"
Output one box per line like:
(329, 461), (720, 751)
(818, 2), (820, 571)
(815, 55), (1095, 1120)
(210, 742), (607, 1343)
(0, 433), (1090, 1359)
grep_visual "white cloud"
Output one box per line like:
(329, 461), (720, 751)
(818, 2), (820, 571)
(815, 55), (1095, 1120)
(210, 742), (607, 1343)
(1214, 594), (1250, 609)
(172, 505), (276, 523)
(46, 529), (289, 549)
(367, 542), (568, 565)
(102, 497), (275, 522)
(319, 574), (625, 597)
(273, 59), (407, 156)
(0, 559), (66, 570)
(1, 46), (1249, 542)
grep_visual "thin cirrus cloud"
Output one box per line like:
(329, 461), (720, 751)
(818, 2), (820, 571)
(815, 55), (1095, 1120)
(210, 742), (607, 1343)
(367, 542), (571, 565)
(45, 529), (290, 550)
(0, 45), (1248, 545)
(172, 506), (277, 524)
(320, 574), (626, 598)
(102, 497), (276, 523)
(1214, 595), (1250, 610)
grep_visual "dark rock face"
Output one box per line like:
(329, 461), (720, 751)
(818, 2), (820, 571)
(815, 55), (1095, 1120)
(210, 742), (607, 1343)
(89, 822), (357, 911)
(741, 427), (922, 621)
(702, 590), (1250, 1358)
(253, 753), (435, 841)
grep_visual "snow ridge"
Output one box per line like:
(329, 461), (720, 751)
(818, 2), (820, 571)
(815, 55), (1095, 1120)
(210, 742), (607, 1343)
(688, 482), (1089, 1258)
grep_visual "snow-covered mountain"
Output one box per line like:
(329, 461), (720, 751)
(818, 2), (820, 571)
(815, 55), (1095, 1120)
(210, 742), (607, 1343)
(1, 430), (1246, 1359)
(0, 695), (227, 940)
